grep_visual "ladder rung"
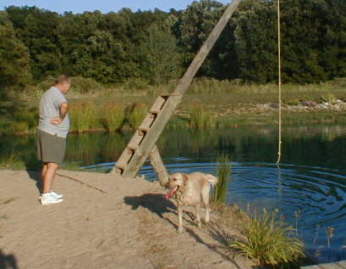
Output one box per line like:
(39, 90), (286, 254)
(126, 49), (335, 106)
(116, 162), (127, 170)
(116, 149), (133, 169)
(150, 96), (167, 114)
(138, 127), (150, 133)
(127, 133), (144, 151)
(138, 114), (155, 130)
(128, 143), (138, 151)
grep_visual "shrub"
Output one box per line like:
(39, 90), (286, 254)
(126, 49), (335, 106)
(70, 76), (103, 94)
(321, 93), (337, 104)
(123, 78), (149, 90)
(231, 209), (305, 267)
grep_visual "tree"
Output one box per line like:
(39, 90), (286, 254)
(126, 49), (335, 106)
(0, 11), (31, 118)
(138, 22), (181, 85)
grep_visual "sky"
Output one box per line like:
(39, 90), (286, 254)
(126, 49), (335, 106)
(0, 0), (230, 13)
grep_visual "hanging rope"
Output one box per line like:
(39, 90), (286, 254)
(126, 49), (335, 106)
(276, 0), (282, 164)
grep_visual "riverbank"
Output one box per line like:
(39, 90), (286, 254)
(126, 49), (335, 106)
(2, 78), (346, 136)
(0, 169), (252, 269)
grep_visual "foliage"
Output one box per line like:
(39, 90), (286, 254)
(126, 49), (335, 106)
(213, 155), (231, 203)
(128, 103), (148, 129)
(70, 103), (99, 133)
(189, 105), (216, 129)
(99, 104), (126, 132)
(231, 209), (305, 266)
(2, 0), (345, 88)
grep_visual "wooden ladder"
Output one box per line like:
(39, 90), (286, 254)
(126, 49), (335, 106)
(111, 0), (241, 184)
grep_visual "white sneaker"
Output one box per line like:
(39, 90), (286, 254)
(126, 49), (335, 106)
(41, 193), (63, 205)
(39, 191), (63, 200)
(50, 191), (63, 199)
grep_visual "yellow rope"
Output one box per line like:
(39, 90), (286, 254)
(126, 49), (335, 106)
(276, 0), (282, 164)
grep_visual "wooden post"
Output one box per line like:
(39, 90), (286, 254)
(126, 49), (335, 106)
(149, 146), (169, 186)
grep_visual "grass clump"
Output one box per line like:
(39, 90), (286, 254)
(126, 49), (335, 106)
(128, 103), (148, 129)
(231, 209), (305, 267)
(70, 103), (99, 133)
(189, 105), (216, 129)
(99, 104), (126, 132)
(213, 155), (231, 203)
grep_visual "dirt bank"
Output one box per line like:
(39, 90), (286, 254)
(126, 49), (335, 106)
(0, 169), (251, 269)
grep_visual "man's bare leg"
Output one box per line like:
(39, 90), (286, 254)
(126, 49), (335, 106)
(42, 162), (59, 194)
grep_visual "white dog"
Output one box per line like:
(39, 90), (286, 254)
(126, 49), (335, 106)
(165, 172), (218, 233)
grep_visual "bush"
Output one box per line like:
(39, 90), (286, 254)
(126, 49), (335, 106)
(231, 209), (305, 267)
(70, 76), (103, 94)
(123, 78), (149, 90)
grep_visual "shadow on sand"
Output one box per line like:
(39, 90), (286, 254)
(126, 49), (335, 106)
(124, 193), (244, 268)
(0, 250), (18, 269)
(124, 193), (176, 219)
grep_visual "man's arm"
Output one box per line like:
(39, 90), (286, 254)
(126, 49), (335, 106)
(51, 103), (69, 125)
(59, 103), (69, 120)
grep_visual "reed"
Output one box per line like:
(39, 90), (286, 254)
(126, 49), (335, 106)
(213, 155), (231, 203)
(231, 208), (305, 267)
(189, 105), (216, 129)
(70, 103), (99, 133)
(99, 104), (126, 132)
(128, 104), (148, 129)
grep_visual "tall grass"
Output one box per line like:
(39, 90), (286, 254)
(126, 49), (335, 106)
(213, 155), (231, 203)
(231, 208), (305, 267)
(70, 103), (99, 133)
(99, 104), (126, 132)
(189, 105), (216, 129)
(128, 103), (148, 129)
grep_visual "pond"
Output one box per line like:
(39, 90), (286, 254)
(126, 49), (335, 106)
(1, 125), (346, 263)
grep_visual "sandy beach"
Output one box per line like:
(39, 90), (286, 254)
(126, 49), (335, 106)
(0, 169), (251, 269)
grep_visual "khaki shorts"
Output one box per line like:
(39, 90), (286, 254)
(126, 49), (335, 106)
(37, 129), (66, 164)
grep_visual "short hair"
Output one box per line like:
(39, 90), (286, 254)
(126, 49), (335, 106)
(55, 75), (71, 85)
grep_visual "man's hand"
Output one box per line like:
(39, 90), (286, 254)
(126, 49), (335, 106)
(51, 117), (62, 125)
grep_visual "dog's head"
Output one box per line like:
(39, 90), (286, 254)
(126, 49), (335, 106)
(165, 173), (187, 199)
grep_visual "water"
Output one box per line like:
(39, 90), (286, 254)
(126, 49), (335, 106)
(1, 125), (346, 263)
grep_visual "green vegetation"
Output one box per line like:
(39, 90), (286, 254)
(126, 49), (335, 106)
(189, 105), (216, 129)
(213, 155), (231, 203)
(231, 209), (305, 267)
(0, 0), (345, 135)
(1, 76), (346, 136)
(128, 104), (149, 129)
(1, 0), (345, 87)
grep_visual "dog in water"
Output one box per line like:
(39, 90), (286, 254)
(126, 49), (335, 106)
(165, 172), (218, 233)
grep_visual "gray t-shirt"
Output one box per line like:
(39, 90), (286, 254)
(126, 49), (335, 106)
(38, 87), (70, 138)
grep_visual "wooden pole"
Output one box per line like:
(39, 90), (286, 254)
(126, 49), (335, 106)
(149, 146), (169, 186)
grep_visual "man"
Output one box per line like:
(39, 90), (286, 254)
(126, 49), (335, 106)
(37, 75), (71, 205)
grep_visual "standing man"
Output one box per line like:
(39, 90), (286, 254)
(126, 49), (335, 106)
(37, 75), (71, 205)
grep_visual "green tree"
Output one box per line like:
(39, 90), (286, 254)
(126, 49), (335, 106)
(0, 11), (31, 119)
(6, 6), (62, 80)
(138, 22), (181, 85)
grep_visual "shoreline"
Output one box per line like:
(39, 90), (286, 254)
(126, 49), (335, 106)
(0, 169), (253, 269)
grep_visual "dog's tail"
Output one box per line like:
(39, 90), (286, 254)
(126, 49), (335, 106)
(206, 174), (218, 185)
